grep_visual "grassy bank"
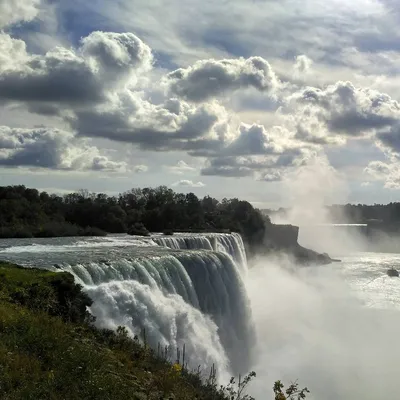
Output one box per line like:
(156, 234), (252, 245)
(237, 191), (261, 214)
(0, 262), (308, 400)
(0, 262), (229, 399)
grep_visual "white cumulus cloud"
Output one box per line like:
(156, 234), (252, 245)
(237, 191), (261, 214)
(165, 57), (279, 102)
(0, 0), (41, 29)
(168, 160), (196, 174)
(172, 180), (205, 188)
(0, 126), (126, 172)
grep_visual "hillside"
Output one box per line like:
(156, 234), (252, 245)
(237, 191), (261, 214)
(0, 262), (231, 399)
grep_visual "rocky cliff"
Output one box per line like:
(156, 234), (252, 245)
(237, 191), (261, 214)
(259, 223), (337, 265)
(264, 224), (299, 248)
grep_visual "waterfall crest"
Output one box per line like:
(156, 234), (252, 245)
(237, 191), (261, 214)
(153, 232), (247, 274)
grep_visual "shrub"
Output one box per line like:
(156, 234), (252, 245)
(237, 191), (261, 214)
(0, 226), (33, 238)
(80, 226), (107, 237)
(273, 381), (310, 400)
(34, 221), (81, 237)
(128, 222), (150, 236)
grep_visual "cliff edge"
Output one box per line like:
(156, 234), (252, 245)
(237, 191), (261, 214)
(259, 223), (338, 265)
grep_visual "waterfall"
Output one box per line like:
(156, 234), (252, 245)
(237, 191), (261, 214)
(61, 240), (255, 376)
(153, 233), (248, 275)
(153, 236), (214, 251)
(6, 232), (253, 376)
(0, 232), (252, 377)
(83, 279), (229, 376)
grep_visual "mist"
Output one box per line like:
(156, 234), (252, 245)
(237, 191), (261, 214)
(271, 157), (369, 256)
(244, 157), (400, 398)
(247, 257), (400, 399)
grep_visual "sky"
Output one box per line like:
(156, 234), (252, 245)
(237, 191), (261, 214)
(1, 0), (400, 208)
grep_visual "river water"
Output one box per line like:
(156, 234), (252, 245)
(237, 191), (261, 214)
(0, 233), (399, 399)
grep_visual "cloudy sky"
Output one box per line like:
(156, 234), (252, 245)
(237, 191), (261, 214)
(1, 0), (400, 207)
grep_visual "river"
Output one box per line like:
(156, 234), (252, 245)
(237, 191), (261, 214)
(0, 233), (399, 399)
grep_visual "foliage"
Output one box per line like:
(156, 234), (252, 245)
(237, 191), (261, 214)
(127, 222), (151, 236)
(0, 262), (93, 324)
(265, 202), (400, 228)
(218, 371), (257, 400)
(329, 203), (400, 225)
(0, 186), (269, 250)
(201, 369), (309, 400)
(0, 222), (106, 239)
(273, 381), (310, 400)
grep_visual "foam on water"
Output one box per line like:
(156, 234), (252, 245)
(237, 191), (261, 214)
(64, 248), (254, 375)
(86, 280), (230, 378)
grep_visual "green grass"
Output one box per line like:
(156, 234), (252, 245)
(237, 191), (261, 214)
(0, 302), (222, 399)
(0, 262), (62, 284)
(0, 262), (93, 324)
(0, 262), (229, 399)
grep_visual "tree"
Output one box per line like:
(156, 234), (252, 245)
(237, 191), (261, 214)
(0, 185), (269, 249)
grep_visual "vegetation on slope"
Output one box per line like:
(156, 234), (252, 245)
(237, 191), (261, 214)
(0, 262), (308, 400)
(0, 262), (93, 324)
(0, 262), (221, 399)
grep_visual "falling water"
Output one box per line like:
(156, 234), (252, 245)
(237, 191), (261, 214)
(153, 233), (247, 275)
(40, 233), (256, 376)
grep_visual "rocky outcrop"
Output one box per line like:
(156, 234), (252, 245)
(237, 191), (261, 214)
(264, 224), (299, 248)
(290, 246), (339, 266)
(259, 223), (339, 266)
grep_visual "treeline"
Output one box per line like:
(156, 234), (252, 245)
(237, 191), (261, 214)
(265, 202), (400, 227)
(0, 186), (270, 249)
(328, 203), (400, 225)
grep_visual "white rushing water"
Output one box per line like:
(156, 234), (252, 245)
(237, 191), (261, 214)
(152, 232), (248, 275)
(1, 232), (400, 398)
(0, 233), (253, 377)
(67, 251), (254, 375)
